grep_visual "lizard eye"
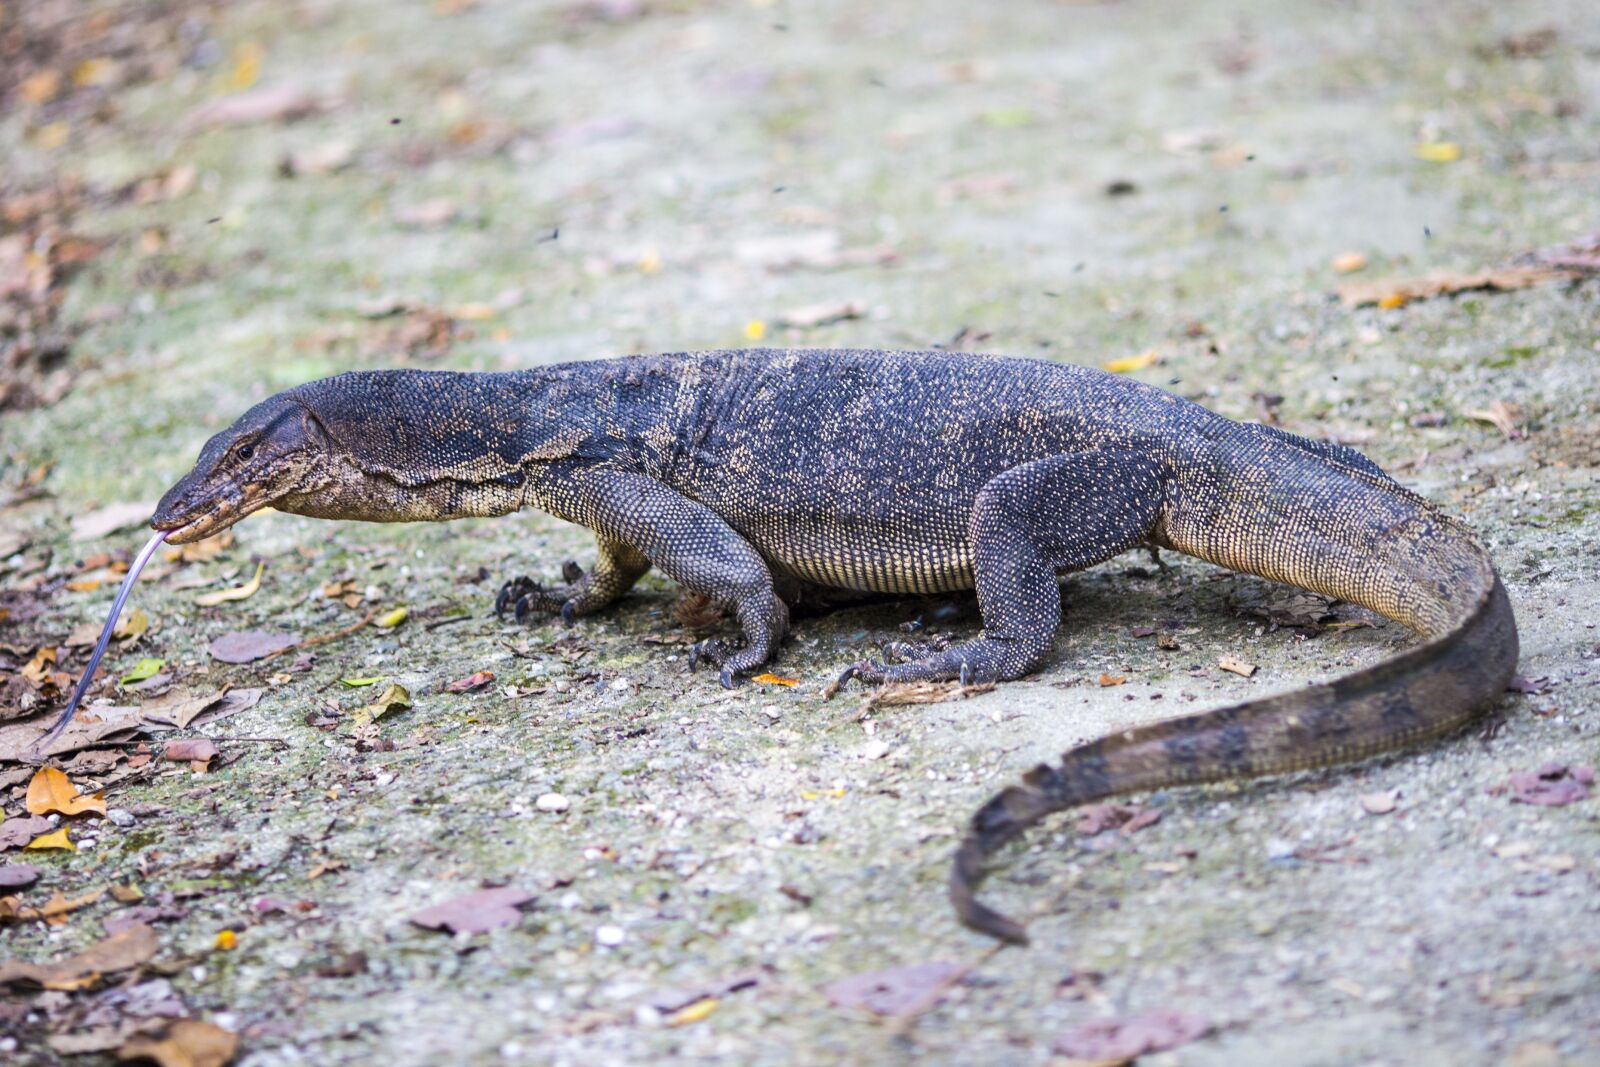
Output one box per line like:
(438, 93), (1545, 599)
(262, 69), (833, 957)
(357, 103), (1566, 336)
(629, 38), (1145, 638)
(237, 444), (255, 461)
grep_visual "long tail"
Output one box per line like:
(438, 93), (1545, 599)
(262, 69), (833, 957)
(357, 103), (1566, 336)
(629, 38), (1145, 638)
(950, 472), (1519, 944)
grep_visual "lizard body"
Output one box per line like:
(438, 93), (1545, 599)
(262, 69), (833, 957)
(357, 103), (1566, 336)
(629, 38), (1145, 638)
(151, 348), (1519, 942)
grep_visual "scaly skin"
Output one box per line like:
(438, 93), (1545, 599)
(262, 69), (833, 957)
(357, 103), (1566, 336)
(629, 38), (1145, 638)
(151, 348), (1519, 942)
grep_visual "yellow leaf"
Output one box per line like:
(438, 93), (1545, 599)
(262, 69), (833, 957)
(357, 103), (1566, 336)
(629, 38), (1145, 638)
(26, 767), (107, 817)
(26, 827), (75, 851)
(666, 996), (719, 1026)
(751, 672), (799, 687)
(228, 42), (263, 92)
(215, 929), (237, 951)
(194, 561), (264, 606)
(1414, 141), (1462, 163)
(375, 606), (408, 628)
(743, 319), (768, 341)
(114, 607), (150, 641)
(1102, 349), (1159, 374)
(1377, 293), (1408, 310)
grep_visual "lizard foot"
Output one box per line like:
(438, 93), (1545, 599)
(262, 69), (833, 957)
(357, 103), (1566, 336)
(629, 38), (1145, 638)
(687, 637), (767, 690)
(828, 654), (987, 697)
(494, 569), (583, 626)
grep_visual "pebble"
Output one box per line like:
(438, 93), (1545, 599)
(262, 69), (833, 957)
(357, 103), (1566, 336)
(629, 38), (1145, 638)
(595, 924), (626, 947)
(860, 740), (891, 761)
(106, 809), (135, 828)
(535, 792), (571, 813)
(762, 704), (782, 720)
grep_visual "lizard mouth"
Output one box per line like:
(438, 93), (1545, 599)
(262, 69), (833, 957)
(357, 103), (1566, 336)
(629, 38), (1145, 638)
(153, 493), (270, 544)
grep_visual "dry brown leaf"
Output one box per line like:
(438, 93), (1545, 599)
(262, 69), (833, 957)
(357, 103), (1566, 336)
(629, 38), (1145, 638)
(1218, 656), (1258, 677)
(0, 922), (158, 989)
(163, 739), (220, 771)
(445, 670), (495, 693)
(183, 86), (324, 129)
(858, 680), (995, 709)
(820, 961), (962, 1016)
(409, 887), (533, 934)
(1464, 400), (1522, 440)
(1336, 267), (1571, 308)
(71, 503), (155, 542)
(1097, 673), (1128, 687)
(0, 703), (145, 763)
(26, 766), (107, 817)
(0, 816), (53, 850)
(206, 630), (300, 664)
(117, 1018), (239, 1067)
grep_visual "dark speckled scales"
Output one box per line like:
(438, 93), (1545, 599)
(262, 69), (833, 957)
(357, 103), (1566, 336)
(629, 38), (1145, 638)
(163, 348), (1517, 945)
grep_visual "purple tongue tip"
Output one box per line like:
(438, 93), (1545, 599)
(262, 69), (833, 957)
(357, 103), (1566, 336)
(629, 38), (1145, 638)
(33, 528), (168, 757)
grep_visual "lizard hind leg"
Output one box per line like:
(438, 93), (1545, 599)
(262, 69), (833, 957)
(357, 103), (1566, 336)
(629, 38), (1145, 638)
(835, 451), (1167, 688)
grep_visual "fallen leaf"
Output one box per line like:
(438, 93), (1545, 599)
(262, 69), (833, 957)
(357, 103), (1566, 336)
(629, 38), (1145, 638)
(0, 864), (42, 888)
(106, 905), (189, 935)
(26, 766), (107, 817)
(1218, 656), (1257, 677)
(854, 680), (995, 709)
(751, 673), (800, 687)
(1360, 789), (1399, 815)
(1507, 764), (1593, 807)
(1336, 267), (1571, 308)
(374, 606), (408, 628)
(117, 1018), (239, 1067)
(666, 997), (719, 1026)
(214, 929), (237, 950)
(207, 630), (300, 664)
(342, 676), (385, 687)
(1103, 349), (1160, 374)
(1464, 400), (1522, 440)
(445, 671), (494, 693)
(140, 687), (263, 730)
(71, 503), (155, 542)
(0, 703), (146, 761)
(184, 85), (324, 129)
(0, 816), (54, 850)
(1097, 673), (1128, 687)
(115, 608), (151, 642)
(354, 683), (412, 724)
(1332, 251), (1368, 273)
(1413, 141), (1462, 163)
(163, 739), (220, 771)
(26, 828), (74, 851)
(194, 562), (264, 606)
(281, 140), (354, 178)
(820, 961), (962, 1016)
(0, 922), (157, 989)
(776, 300), (868, 329)
(1053, 1010), (1212, 1060)
(121, 657), (166, 685)
(409, 886), (533, 934)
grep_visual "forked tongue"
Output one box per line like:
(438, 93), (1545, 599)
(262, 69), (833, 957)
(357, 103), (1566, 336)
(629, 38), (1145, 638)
(34, 529), (168, 755)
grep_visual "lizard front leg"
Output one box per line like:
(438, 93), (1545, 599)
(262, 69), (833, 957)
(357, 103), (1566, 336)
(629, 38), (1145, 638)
(837, 451), (1166, 688)
(496, 538), (651, 624)
(551, 470), (788, 687)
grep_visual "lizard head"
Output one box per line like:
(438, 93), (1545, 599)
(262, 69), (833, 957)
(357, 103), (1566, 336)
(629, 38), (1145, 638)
(152, 392), (335, 544)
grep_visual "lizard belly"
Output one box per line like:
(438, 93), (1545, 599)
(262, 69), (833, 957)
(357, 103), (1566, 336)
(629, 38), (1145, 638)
(763, 538), (975, 595)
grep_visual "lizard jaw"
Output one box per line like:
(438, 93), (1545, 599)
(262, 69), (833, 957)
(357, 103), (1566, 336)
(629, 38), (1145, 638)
(153, 493), (271, 544)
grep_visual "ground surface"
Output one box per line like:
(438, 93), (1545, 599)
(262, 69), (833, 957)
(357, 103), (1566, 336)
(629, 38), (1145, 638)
(2, 0), (1598, 1064)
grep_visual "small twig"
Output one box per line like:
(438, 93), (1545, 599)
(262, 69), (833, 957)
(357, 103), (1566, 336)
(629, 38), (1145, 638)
(205, 736), (290, 748)
(424, 615), (473, 631)
(261, 609), (378, 662)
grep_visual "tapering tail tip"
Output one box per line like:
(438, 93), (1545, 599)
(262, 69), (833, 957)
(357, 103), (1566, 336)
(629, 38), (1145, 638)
(949, 765), (1073, 946)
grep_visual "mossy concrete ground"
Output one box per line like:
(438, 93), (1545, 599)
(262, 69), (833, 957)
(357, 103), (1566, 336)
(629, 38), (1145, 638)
(3, 0), (1598, 1063)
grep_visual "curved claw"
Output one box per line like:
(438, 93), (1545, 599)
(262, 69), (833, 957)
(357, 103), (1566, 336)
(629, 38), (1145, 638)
(832, 664), (863, 692)
(959, 661), (973, 687)
(718, 666), (736, 689)
(494, 585), (513, 617)
(559, 599), (578, 626)
(687, 639), (716, 672)
(561, 560), (585, 585)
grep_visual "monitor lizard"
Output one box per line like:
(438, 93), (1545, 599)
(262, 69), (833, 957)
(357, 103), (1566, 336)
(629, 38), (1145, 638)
(141, 347), (1519, 943)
